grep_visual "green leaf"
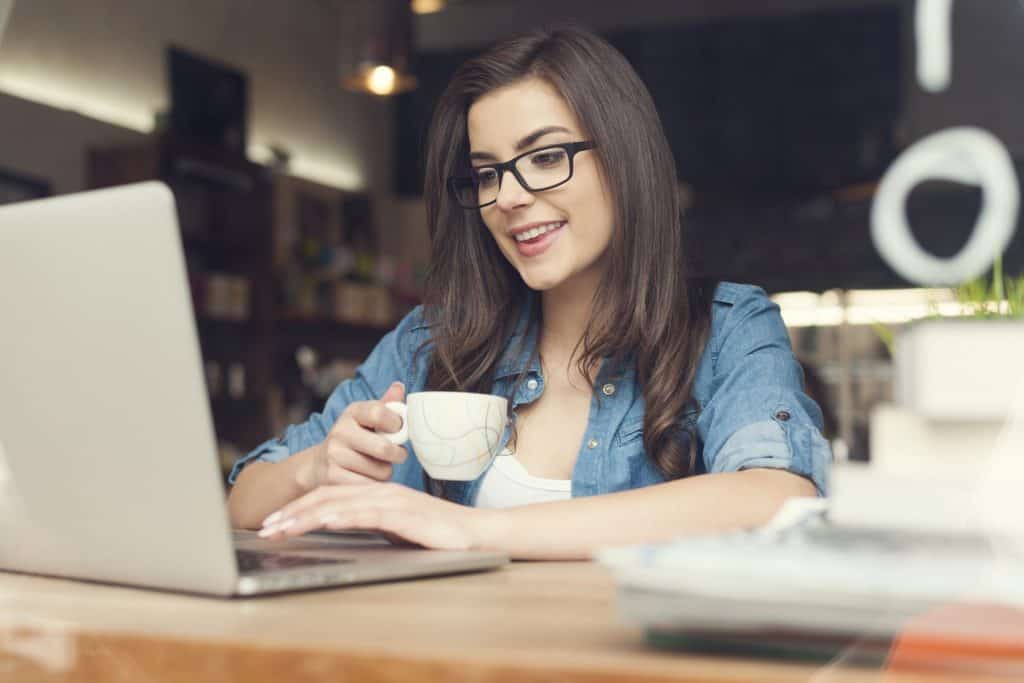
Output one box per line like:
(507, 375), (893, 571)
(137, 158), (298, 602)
(870, 321), (895, 357)
(1006, 272), (1024, 318)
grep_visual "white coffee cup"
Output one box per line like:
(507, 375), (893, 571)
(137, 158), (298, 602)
(381, 392), (508, 481)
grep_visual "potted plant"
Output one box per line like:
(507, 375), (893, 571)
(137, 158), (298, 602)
(894, 256), (1024, 421)
(829, 258), (1024, 537)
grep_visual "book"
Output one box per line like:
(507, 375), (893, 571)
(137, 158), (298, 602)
(828, 462), (1024, 539)
(598, 499), (1024, 642)
(888, 603), (1024, 677)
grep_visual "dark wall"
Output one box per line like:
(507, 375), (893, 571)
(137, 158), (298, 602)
(613, 6), (902, 195)
(688, 178), (1024, 292)
(397, 6), (901, 197)
(395, 4), (1023, 291)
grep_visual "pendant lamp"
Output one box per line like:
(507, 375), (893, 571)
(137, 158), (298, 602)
(341, 0), (418, 96)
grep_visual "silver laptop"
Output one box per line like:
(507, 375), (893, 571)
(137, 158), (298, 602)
(0, 0), (11, 44)
(0, 182), (507, 596)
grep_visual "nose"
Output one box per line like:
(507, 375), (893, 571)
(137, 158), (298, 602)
(494, 169), (534, 211)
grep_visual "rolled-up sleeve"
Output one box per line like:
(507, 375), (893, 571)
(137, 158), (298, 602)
(227, 307), (428, 484)
(697, 286), (832, 495)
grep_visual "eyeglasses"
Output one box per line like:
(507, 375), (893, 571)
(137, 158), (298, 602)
(448, 141), (596, 209)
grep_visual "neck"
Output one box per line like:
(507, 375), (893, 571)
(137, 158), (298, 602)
(538, 266), (602, 375)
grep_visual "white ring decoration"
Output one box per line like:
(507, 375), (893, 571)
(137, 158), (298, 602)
(870, 127), (1019, 286)
(915, 0), (954, 92)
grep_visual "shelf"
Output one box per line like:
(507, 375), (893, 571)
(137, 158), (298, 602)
(208, 396), (266, 418)
(86, 137), (391, 451)
(197, 316), (399, 343)
(198, 315), (254, 326)
(817, 360), (894, 384)
(210, 395), (262, 404)
(273, 314), (397, 336)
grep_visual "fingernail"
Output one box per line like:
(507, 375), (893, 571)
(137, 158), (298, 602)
(258, 518), (295, 538)
(392, 381), (404, 390)
(262, 511), (282, 527)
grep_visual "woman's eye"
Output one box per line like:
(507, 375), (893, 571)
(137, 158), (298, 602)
(530, 150), (567, 168)
(474, 168), (498, 186)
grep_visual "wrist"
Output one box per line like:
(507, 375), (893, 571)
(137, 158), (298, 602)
(290, 444), (322, 494)
(467, 506), (508, 553)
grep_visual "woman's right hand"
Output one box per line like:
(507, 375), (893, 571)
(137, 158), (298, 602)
(295, 381), (409, 491)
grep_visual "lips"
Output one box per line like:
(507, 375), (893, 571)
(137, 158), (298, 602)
(512, 221), (565, 257)
(511, 220), (565, 243)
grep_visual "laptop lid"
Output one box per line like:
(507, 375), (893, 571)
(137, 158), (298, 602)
(0, 184), (509, 597)
(0, 183), (239, 595)
(0, 1), (11, 44)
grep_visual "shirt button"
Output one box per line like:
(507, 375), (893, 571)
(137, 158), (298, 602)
(774, 410), (791, 422)
(587, 438), (600, 449)
(601, 383), (616, 396)
(526, 379), (539, 391)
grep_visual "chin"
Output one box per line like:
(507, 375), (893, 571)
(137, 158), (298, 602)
(519, 269), (565, 292)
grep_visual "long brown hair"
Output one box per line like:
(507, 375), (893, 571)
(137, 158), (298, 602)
(420, 24), (714, 486)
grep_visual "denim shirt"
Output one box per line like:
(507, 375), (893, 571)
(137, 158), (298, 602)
(230, 282), (831, 499)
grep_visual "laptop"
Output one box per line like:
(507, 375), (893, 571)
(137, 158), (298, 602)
(0, 0), (11, 44)
(0, 182), (507, 596)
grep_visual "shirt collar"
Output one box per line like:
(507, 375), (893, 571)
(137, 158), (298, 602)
(491, 297), (639, 383)
(494, 295), (542, 380)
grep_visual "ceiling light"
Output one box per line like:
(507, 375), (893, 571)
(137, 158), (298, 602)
(342, 62), (416, 96)
(341, 0), (417, 96)
(770, 288), (1003, 328)
(411, 0), (445, 14)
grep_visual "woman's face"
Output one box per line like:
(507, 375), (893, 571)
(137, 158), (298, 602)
(466, 77), (615, 293)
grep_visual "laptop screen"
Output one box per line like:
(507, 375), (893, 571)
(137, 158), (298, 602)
(0, 1), (11, 46)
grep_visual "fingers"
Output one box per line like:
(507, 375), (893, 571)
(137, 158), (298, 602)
(256, 483), (474, 551)
(320, 425), (406, 484)
(347, 398), (404, 435)
(319, 385), (408, 485)
(322, 467), (377, 487)
(286, 481), (399, 517)
(334, 421), (408, 465)
(259, 483), (403, 537)
(303, 386), (409, 490)
(325, 445), (392, 481)
(379, 380), (406, 405)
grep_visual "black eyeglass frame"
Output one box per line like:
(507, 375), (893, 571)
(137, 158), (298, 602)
(447, 140), (597, 209)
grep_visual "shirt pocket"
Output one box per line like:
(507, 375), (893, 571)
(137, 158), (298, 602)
(618, 412), (704, 488)
(613, 417), (657, 489)
(614, 408), (699, 449)
(614, 416), (645, 447)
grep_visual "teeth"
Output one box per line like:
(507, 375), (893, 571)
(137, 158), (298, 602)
(514, 222), (563, 242)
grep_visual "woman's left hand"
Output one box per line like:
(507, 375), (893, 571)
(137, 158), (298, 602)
(257, 482), (493, 551)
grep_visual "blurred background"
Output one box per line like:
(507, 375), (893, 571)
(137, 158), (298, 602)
(1, 0), (1021, 477)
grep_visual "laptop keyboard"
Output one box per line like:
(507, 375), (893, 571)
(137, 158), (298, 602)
(235, 548), (353, 574)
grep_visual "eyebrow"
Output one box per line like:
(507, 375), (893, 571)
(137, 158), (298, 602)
(469, 125), (573, 163)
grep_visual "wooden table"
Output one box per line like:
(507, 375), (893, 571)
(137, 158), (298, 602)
(0, 562), (997, 682)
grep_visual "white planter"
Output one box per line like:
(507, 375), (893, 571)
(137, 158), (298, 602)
(869, 403), (1006, 469)
(894, 318), (1024, 421)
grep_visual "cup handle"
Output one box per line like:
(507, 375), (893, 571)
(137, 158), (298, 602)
(380, 401), (408, 445)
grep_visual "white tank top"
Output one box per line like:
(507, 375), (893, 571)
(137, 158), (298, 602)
(475, 447), (572, 509)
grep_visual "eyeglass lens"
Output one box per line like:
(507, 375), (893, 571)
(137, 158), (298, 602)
(456, 146), (572, 208)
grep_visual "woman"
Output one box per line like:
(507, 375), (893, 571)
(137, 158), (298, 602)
(228, 25), (830, 560)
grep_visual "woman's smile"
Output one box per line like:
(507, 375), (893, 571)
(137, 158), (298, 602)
(511, 220), (567, 257)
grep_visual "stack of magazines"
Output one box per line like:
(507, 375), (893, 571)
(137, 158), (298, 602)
(597, 498), (1024, 659)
